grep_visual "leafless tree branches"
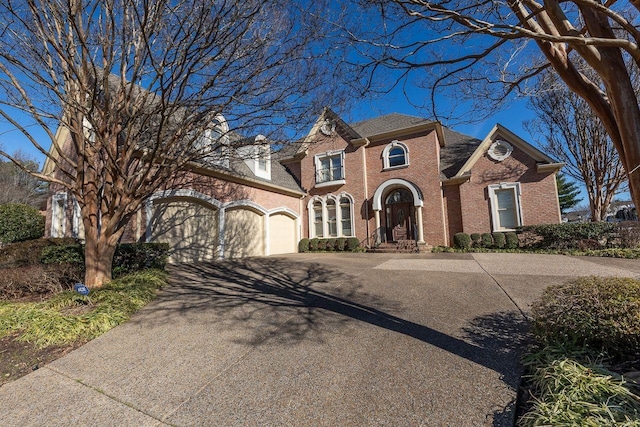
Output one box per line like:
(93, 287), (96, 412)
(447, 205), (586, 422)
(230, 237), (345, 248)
(0, 0), (347, 286)
(348, 0), (640, 210)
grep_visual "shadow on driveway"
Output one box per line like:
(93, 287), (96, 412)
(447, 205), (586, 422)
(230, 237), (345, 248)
(143, 258), (530, 383)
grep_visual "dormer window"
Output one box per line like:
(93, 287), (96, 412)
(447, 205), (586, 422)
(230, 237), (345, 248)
(383, 141), (409, 170)
(237, 135), (271, 180)
(200, 114), (230, 168)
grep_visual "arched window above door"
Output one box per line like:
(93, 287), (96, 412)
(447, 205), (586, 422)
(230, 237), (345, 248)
(382, 141), (409, 169)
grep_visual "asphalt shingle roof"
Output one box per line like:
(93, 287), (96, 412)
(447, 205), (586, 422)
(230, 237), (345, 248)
(349, 113), (434, 137)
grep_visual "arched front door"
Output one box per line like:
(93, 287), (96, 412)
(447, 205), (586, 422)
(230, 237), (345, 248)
(384, 189), (414, 242)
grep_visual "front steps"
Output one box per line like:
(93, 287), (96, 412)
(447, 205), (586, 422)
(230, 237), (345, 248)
(367, 240), (425, 253)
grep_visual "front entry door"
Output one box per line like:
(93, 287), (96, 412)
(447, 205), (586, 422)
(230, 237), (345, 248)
(388, 202), (412, 242)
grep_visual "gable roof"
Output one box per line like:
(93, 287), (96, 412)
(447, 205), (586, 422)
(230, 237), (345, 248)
(451, 123), (563, 178)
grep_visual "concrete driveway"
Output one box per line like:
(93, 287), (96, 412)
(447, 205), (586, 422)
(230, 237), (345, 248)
(1, 253), (638, 426)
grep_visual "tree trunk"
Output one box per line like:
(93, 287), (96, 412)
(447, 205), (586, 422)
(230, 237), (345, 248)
(83, 231), (118, 288)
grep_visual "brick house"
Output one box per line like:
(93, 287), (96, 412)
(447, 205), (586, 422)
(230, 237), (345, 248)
(44, 108), (562, 261)
(281, 109), (563, 248)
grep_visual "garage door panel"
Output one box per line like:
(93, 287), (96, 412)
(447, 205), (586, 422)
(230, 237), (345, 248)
(149, 200), (219, 263)
(224, 208), (264, 258)
(269, 214), (296, 255)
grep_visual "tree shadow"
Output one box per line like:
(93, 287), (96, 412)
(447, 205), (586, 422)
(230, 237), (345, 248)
(142, 257), (529, 384)
(463, 310), (532, 427)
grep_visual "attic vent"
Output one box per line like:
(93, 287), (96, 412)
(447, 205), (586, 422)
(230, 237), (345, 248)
(488, 140), (513, 161)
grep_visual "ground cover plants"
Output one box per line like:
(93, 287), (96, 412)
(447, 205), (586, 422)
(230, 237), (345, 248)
(0, 238), (168, 385)
(517, 277), (640, 426)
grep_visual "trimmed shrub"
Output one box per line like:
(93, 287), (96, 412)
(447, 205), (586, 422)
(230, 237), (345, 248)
(0, 238), (79, 268)
(480, 233), (493, 248)
(0, 203), (45, 244)
(316, 239), (327, 251)
(112, 243), (169, 277)
(504, 232), (519, 249)
(492, 232), (506, 249)
(470, 233), (481, 247)
(40, 244), (84, 266)
(519, 222), (616, 249)
(309, 238), (319, 251)
(532, 277), (640, 359)
(346, 237), (359, 251)
(298, 238), (310, 253)
(336, 238), (347, 251)
(325, 238), (337, 252)
(453, 232), (471, 249)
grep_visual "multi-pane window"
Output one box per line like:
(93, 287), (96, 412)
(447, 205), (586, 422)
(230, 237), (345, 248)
(488, 183), (522, 231)
(383, 141), (409, 169)
(313, 201), (324, 237)
(327, 199), (337, 237)
(340, 197), (352, 236)
(388, 147), (406, 167)
(308, 194), (354, 238)
(315, 152), (344, 184)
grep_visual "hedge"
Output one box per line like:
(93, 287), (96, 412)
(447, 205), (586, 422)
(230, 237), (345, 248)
(519, 222), (617, 249)
(480, 233), (493, 248)
(492, 232), (506, 249)
(0, 203), (45, 244)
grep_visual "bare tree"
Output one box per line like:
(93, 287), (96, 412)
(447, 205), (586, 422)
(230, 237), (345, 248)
(0, 0), (346, 287)
(525, 71), (627, 221)
(348, 0), (640, 210)
(0, 151), (47, 207)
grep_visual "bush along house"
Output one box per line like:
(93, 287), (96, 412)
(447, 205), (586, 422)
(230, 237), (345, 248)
(281, 108), (564, 251)
(44, 107), (563, 261)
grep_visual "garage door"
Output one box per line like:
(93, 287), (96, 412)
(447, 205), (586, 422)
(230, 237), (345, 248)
(268, 213), (296, 255)
(149, 199), (219, 263)
(224, 208), (265, 258)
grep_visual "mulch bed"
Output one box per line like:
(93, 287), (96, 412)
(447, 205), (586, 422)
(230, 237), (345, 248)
(0, 334), (84, 387)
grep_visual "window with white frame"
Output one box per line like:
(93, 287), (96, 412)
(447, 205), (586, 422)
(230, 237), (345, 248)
(340, 197), (352, 236)
(51, 192), (67, 238)
(313, 200), (324, 238)
(308, 194), (354, 238)
(72, 199), (85, 240)
(488, 183), (522, 231)
(383, 141), (409, 169)
(315, 151), (345, 185)
(326, 199), (337, 237)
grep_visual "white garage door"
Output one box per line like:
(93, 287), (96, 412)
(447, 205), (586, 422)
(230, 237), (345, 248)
(149, 199), (219, 263)
(268, 214), (296, 255)
(224, 208), (265, 258)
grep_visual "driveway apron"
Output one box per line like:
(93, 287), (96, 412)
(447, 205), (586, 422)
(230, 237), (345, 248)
(0, 253), (638, 426)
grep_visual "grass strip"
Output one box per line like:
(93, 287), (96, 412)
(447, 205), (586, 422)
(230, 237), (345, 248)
(0, 269), (166, 347)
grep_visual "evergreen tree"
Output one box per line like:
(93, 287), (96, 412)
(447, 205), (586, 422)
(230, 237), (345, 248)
(557, 173), (583, 214)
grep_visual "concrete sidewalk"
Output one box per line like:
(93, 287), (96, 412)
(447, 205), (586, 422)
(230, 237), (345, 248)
(1, 253), (638, 426)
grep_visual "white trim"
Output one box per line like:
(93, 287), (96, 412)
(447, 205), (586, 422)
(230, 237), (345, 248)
(372, 179), (424, 211)
(267, 206), (300, 219)
(487, 140), (513, 161)
(488, 182), (523, 231)
(223, 199), (268, 216)
(307, 193), (355, 238)
(314, 150), (345, 186)
(146, 189), (223, 242)
(51, 192), (67, 238)
(72, 198), (85, 240)
(382, 140), (410, 170)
